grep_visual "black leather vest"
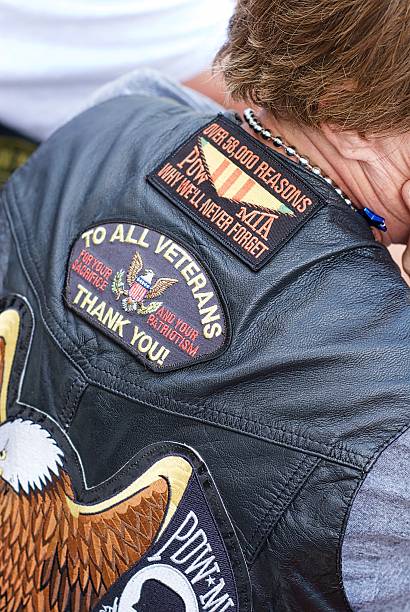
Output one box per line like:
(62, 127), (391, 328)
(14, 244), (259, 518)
(1, 95), (409, 611)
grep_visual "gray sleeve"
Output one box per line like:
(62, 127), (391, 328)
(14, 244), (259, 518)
(70, 68), (223, 122)
(342, 428), (410, 611)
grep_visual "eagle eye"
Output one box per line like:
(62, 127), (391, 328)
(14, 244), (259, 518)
(0, 450), (6, 460)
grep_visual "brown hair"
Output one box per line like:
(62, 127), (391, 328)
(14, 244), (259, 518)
(216, 0), (410, 135)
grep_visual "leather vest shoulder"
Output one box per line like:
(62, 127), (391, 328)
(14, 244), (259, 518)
(1, 95), (409, 611)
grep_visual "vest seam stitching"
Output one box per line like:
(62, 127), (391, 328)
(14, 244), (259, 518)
(246, 454), (319, 561)
(362, 420), (410, 473)
(1, 237), (365, 472)
(61, 377), (78, 426)
(3, 184), (400, 470)
(192, 406), (368, 467)
(62, 377), (88, 431)
(3, 184), (208, 414)
(248, 456), (321, 566)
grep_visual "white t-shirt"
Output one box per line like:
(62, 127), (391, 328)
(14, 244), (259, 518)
(0, 0), (233, 140)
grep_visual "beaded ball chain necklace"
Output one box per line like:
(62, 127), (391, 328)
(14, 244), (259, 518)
(243, 108), (387, 232)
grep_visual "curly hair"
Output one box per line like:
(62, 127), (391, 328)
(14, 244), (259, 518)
(215, 0), (410, 135)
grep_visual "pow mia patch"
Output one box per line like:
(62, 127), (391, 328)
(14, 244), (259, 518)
(65, 223), (229, 371)
(93, 443), (251, 612)
(147, 115), (325, 271)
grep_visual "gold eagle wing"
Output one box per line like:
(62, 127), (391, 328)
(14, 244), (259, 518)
(0, 455), (192, 611)
(0, 337), (4, 401)
(127, 250), (143, 286)
(0, 308), (20, 423)
(146, 278), (178, 300)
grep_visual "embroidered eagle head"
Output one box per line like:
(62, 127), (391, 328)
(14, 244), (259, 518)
(0, 414), (192, 611)
(0, 307), (191, 610)
(126, 251), (178, 300)
(141, 268), (155, 284)
(0, 418), (64, 494)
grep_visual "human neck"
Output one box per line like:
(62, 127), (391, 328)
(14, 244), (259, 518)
(244, 109), (410, 245)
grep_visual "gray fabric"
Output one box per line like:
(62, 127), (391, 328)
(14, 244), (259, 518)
(342, 429), (410, 611)
(79, 67), (223, 121)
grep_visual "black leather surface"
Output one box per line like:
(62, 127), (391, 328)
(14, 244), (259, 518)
(1, 94), (409, 610)
(69, 384), (317, 563)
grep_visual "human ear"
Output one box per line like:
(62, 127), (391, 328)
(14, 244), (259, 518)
(320, 124), (378, 162)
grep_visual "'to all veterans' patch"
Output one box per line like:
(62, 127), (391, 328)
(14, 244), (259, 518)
(147, 115), (325, 271)
(65, 223), (229, 371)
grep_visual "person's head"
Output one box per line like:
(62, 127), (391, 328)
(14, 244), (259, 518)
(216, 0), (410, 261)
(217, 0), (409, 137)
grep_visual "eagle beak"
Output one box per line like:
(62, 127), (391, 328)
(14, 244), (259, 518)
(0, 468), (3, 478)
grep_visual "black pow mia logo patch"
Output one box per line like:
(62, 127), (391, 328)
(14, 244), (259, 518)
(147, 115), (324, 271)
(65, 223), (230, 371)
(94, 443), (252, 612)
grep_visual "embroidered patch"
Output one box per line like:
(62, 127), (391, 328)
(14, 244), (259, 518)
(65, 223), (229, 371)
(0, 294), (250, 611)
(147, 115), (325, 271)
(94, 444), (251, 612)
(0, 409), (251, 612)
(0, 296), (33, 421)
(0, 308), (19, 422)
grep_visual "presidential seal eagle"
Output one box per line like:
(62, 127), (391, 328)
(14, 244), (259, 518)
(111, 250), (178, 314)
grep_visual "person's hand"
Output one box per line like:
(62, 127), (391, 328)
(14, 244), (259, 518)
(402, 180), (410, 277)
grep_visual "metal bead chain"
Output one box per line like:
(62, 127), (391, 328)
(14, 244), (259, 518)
(243, 108), (356, 211)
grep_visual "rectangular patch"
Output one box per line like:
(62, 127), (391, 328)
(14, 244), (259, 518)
(147, 115), (325, 271)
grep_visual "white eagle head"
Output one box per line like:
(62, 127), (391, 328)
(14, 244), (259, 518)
(0, 418), (64, 494)
(142, 269), (155, 283)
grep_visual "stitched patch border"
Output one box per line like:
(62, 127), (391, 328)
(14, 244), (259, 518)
(0, 297), (250, 610)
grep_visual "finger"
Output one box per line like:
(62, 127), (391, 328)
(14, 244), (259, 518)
(402, 181), (410, 276)
(402, 179), (410, 207)
(403, 243), (410, 277)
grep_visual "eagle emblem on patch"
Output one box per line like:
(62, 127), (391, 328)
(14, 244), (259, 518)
(0, 418), (251, 612)
(111, 250), (178, 315)
(0, 301), (251, 611)
(0, 416), (180, 611)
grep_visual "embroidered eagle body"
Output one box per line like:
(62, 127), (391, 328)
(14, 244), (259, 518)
(111, 250), (178, 314)
(0, 306), (248, 612)
(0, 419), (171, 612)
